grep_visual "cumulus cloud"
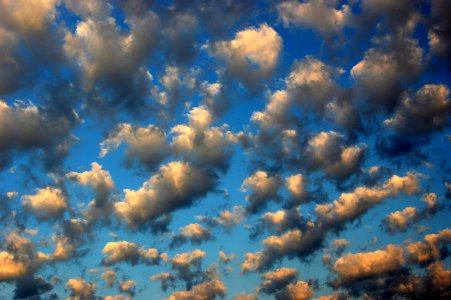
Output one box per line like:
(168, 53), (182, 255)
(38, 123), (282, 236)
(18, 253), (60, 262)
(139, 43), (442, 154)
(258, 267), (298, 294)
(382, 192), (443, 233)
(235, 293), (258, 300)
(0, 0), (65, 95)
(250, 208), (307, 238)
(316, 172), (419, 228)
(66, 277), (96, 300)
(406, 228), (451, 265)
(278, 0), (352, 35)
(100, 123), (170, 171)
(275, 280), (313, 300)
(151, 272), (177, 292)
(285, 174), (309, 205)
(382, 207), (418, 233)
(115, 161), (217, 230)
(101, 270), (117, 287)
(351, 38), (423, 112)
(0, 99), (79, 171)
(165, 279), (226, 300)
(119, 280), (136, 296)
(218, 251), (235, 264)
(331, 245), (405, 285)
(63, 7), (159, 116)
(67, 162), (115, 223)
(197, 206), (245, 230)
(422, 261), (451, 298)
(171, 106), (236, 171)
(384, 84), (450, 137)
(102, 241), (166, 266)
(209, 24), (282, 91)
(427, 0), (451, 58)
(304, 131), (365, 181)
(22, 187), (67, 220)
(252, 57), (342, 128)
(0, 232), (50, 282)
(170, 223), (213, 247)
(242, 173), (420, 272)
(170, 249), (206, 289)
(241, 171), (283, 213)
(50, 218), (89, 262)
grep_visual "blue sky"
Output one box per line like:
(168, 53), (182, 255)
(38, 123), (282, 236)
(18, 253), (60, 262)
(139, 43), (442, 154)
(0, 0), (450, 299)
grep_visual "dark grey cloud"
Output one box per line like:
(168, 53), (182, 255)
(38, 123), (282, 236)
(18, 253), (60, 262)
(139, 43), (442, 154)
(428, 0), (451, 59)
(13, 276), (54, 300)
(384, 84), (450, 137)
(100, 123), (170, 171)
(0, 82), (80, 172)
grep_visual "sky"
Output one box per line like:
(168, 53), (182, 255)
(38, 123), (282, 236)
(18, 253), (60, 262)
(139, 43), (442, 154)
(0, 0), (450, 299)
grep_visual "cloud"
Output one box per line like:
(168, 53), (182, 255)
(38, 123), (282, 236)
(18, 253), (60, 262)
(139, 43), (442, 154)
(101, 270), (117, 287)
(100, 123), (170, 171)
(171, 106), (236, 171)
(235, 293), (258, 300)
(251, 208), (307, 238)
(63, 8), (159, 116)
(67, 162), (115, 223)
(315, 292), (349, 300)
(160, 13), (199, 64)
(0, 0), (64, 95)
(241, 171), (283, 213)
(151, 65), (199, 117)
(115, 161), (218, 230)
(0, 99), (79, 171)
(384, 84), (450, 137)
(285, 174), (309, 205)
(278, 0), (352, 35)
(382, 193), (443, 233)
(13, 276), (54, 300)
(104, 296), (132, 300)
(151, 272), (177, 292)
(330, 239), (350, 255)
(218, 251), (235, 264)
(170, 249), (206, 289)
(208, 24), (282, 91)
(50, 218), (89, 262)
(0, 232), (48, 281)
(21, 187), (68, 220)
(275, 280), (313, 300)
(351, 38), (423, 112)
(66, 277), (96, 300)
(119, 280), (136, 296)
(165, 280), (226, 300)
(258, 267), (298, 294)
(382, 207), (418, 233)
(406, 228), (451, 265)
(170, 223), (213, 247)
(427, 0), (451, 58)
(101, 241), (165, 266)
(331, 245), (405, 285)
(242, 173), (420, 272)
(197, 206), (245, 230)
(252, 57), (342, 126)
(422, 261), (451, 298)
(315, 172), (419, 228)
(304, 131), (365, 181)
